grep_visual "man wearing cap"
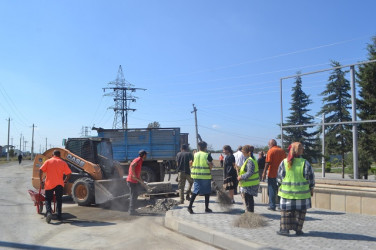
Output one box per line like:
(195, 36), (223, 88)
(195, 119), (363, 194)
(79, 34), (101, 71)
(39, 150), (71, 223)
(126, 150), (147, 216)
(176, 144), (193, 204)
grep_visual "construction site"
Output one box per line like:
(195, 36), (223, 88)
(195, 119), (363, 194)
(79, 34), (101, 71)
(1, 2), (376, 249)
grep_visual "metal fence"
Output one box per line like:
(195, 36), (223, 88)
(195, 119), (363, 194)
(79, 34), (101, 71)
(279, 59), (376, 179)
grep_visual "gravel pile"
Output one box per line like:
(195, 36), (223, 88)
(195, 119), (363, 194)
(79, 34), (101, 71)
(150, 198), (180, 212)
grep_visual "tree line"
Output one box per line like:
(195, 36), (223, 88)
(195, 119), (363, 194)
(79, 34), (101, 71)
(282, 36), (376, 179)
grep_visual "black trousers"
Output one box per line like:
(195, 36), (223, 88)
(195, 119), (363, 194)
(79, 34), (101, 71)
(45, 185), (63, 216)
(127, 181), (140, 212)
(243, 192), (254, 212)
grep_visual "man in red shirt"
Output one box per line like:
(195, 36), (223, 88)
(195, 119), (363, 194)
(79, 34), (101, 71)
(40, 150), (71, 223)
(262, 139), (286, 211)
(127, 150), (147, 215)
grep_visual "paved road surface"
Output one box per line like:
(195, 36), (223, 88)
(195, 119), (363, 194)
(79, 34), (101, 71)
(0, 160), (218, 250)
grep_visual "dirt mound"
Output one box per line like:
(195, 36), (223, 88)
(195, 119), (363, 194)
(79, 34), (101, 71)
(233, 212), (267, 228)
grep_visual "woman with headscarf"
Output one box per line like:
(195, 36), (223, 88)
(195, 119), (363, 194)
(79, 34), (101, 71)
(222, 145), (237, 203)
(276, 142), (315, 236)
(237, 145), (260, 212)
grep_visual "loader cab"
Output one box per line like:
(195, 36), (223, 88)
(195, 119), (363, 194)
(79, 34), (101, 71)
(65, 138), (116, 178)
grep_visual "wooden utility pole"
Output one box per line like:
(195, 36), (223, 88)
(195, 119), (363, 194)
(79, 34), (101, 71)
(191, 104), (199, 150)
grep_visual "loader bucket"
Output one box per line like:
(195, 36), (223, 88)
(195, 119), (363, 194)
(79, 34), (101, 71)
(94, 178), (131, 204)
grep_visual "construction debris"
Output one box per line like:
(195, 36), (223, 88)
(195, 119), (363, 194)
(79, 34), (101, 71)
(144, 198), (180, 213)
(233, 212), (267, 228)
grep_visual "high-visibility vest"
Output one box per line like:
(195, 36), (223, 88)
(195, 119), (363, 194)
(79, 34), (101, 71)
(278, 158), (311, 199)
(239, 156), (260, 187)
(191, 151), (212, 180)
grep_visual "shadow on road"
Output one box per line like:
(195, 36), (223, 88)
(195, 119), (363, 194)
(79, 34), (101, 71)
(308, 231), (376, 241)
(0, 241), (69, 250)
(309, 210), (345, 215)
(51, 213), (117, 227)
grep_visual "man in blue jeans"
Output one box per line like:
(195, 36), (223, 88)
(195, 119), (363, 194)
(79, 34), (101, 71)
(262, 139), (286, 211)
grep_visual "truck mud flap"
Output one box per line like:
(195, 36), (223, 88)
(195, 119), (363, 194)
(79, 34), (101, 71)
(94, 179), (130, 204)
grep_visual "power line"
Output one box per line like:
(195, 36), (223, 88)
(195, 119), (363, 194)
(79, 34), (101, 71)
(0, 82), (30, 126)
(141, 35), (369, 81)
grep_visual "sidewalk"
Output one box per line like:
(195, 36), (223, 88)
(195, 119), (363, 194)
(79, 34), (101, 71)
(164, 194), (376, 250)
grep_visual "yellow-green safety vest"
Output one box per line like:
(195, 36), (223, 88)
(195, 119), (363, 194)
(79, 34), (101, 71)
(191, 151), (212, 180)
(278, 158), (311, 199)
(239, 156), (260, 187)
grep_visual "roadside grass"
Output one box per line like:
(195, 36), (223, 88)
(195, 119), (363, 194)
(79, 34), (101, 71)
(0, 157), (18, 165)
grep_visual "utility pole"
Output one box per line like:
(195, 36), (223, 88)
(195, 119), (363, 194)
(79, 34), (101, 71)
(19, 133), (22, 153)
(103, 65), (146, 129)
(22, 136), (24, 152)
(24, 141), (28, 154)
(31, 124), (36, 161)
(191, 104), (199, 150)
(7, 118), (10, 161)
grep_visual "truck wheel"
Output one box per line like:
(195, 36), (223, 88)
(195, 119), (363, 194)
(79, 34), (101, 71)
(72, 177), (95, 206)
(141, 166), (157, 182)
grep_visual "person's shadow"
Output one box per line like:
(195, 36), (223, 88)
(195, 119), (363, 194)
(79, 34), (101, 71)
(46, 213), (117, 227)
(307, 231), (376, 241)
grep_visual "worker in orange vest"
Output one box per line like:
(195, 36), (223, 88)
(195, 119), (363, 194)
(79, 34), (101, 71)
(219, 154), (224, 168)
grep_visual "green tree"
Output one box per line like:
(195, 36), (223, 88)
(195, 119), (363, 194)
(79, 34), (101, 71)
(318, 61), (352, 178)
(283, 73), (320, 162)
(357, 36), (376, 171)
(147, 121), (161, 128)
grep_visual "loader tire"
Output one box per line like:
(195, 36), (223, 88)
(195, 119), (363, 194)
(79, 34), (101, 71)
(72, 177), (95, 206)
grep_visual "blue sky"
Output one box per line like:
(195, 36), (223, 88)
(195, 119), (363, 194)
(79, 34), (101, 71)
(0, 0), (375, 152)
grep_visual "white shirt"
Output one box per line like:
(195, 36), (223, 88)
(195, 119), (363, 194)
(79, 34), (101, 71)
(233, 150), (246, 167)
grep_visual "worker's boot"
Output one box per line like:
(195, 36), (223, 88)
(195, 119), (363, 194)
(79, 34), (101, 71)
(46, 212), (52, 224)
(185, 194), (191, 201)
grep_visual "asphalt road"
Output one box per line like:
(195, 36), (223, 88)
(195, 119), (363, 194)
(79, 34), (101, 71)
(0, 160), (218, 250)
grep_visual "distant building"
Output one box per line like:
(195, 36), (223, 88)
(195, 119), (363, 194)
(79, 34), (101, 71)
(1, 145), (15, 157)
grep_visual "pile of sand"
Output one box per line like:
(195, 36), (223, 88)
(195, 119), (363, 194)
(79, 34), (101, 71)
(233, 212), (267, 228)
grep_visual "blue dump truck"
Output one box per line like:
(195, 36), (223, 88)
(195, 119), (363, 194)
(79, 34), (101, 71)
(92, 127), (189, 182)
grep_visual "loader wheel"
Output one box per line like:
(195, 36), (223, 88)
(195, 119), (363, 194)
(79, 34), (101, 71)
(72, 177), (95, 206)
(141, 166), (157, 182)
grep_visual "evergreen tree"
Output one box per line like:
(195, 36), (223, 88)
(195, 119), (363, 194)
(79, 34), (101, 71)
(356, 36), (376, 178)
(283, 73), (320, 162)
(317, 61), (352, 178)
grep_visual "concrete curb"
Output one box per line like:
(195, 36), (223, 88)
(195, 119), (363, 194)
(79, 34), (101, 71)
(164, 210), (265, 250)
